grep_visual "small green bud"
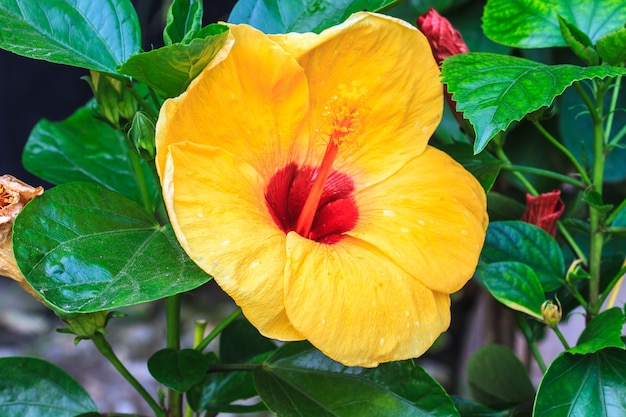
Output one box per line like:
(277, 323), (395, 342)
(59, 311), (108, 343)
(85, 70), (137, 129)
(541, 299), (562, 328)
(129, 112), (157, 160)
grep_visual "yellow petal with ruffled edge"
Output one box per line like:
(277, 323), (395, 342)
(270, 12), (442, 187)
(351, 146), (488, 294)
(284, 233), (450, 367)
(163, 141), (303, 340)
(155, 23), (310, 179)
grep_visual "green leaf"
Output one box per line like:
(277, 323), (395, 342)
(0, 0), (140, 73)
(438, 143), (503, 192)
(466, 344), (535, 410)
(451, 396), (506, 417)
(253, 342), (459, 417)
(480, 221), (564, 291)
(534, 348), (626, 417)
(441, 53), (626, 153)
(220, 317), (278, 364)
(476, 262), (545, 320)
(148, 348), (209, 393)
(186, 318), (277, 412)
(557, 15), (598, 66)
(12, 182), (212, 314)
(0, 357), (97, 416)
(188, 351), (272, 413)
(482, 0), (626, 48)
(23, 105), (159, 209)
(597, 27), (626, 66)
(569, 307), (626, 354)
(228, 0), (396, 34)
(118, 24), (229, 98)
(164, 0), (203, 45)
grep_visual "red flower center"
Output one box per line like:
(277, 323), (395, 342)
(265, 163), (358, 244)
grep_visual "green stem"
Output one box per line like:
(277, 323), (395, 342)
(552, 326), (571, 350)
(587, 81), (608, 317)
(92, 334), (165, 417)
(531, 120), (591, 185)
(605, 198), (626, 225)
(514, 314), (547, 373)
(558, 222), (588, 265)
(597, 264), (626, 311)
(501, 164), (586, 189)
(166, 294), (182, 417)
(195, 308), (242, 352)
(206, 363), (260, 373)
(573, 81), (601, 124)
(127, 84), (159, 120)
(127, 147), (154, 215)
(604, 75), (622, 143)
(494, 147), (538, 195)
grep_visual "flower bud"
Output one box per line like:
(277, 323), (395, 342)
(416, 8), (469, 65)
(541, 299), (562, 328)
(129, 111), (157, 161)
(521, 190), (565, 237)
(0, 175), (44, 300)
(59, 311), (108, 343)
(85, 70), (137, 129)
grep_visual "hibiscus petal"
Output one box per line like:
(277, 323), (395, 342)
(163, 141), (303, 340)
(271, 12), (443, 186)
(155, 23), (311, 179)
(351, 146), (488, 294)
(284, 233), (450, 367)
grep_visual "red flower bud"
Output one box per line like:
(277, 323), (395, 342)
(521, 190), (565, 237)
(416, 8), (469, 65)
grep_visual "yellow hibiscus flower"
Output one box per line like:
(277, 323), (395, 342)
(156, 12), (488, 367)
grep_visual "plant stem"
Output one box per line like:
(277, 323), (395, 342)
(494, 147), (538, 195)
(586, 81), (608, 318)
(127, 146), (154, 215)
(501, 164), (586, 189)
(195, 308), (242, 352)
(92, 334), (165, 417)
(551, 326), (571, 350)
(605, 197), (626, 225)
(166, 294), (182, 417)
(531, 120), (591, 185)
(127, 84), (159, 120)
(604, 75), (622, 143)
(597, 263), (626, 309)
(514, 314), (547, 372)
(557, 222), (588, 264)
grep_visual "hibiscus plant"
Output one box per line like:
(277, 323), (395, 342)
(0, 0), (625, 416)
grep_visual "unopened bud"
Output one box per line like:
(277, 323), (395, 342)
(129, 112), (156, 160)
(85, 71), (137, 129)
(541, 299), (562, 328)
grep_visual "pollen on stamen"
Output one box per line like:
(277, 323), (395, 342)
(322, 81), (367, 145)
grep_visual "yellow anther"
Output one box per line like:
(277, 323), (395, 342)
(323, 81), (367, 145)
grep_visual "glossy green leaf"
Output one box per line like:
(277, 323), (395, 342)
(187, 318), (277, 412)
(480, 221), (564, 291)
(482, 0), (626, 48)
(451, 396), (505, 417)
(12, 182), (212, 313)
(441, 53), (626, 153)
(438, 143), (502, 192)
(163, 0), (203, 45)
(466, 344), (535, 410)
(253, 342), (459, 417)
(534, 348), (626, 417)
(23, 105), (159, 209)
(476, 262), (545, 320)
(0, 0), (140, 73)
(558, 15), (598, 66)
(0, 357), (97, 417)
(597, 27), (626, 66)
(188, 351), (271, 413)
(569, 307), (626, 354)
(219, 317), (278, 364)
(148, 348), (209, 393)
(228, 0), (396, 34)
(118, 24), (229, 98)
(560, 83), (626, 182)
